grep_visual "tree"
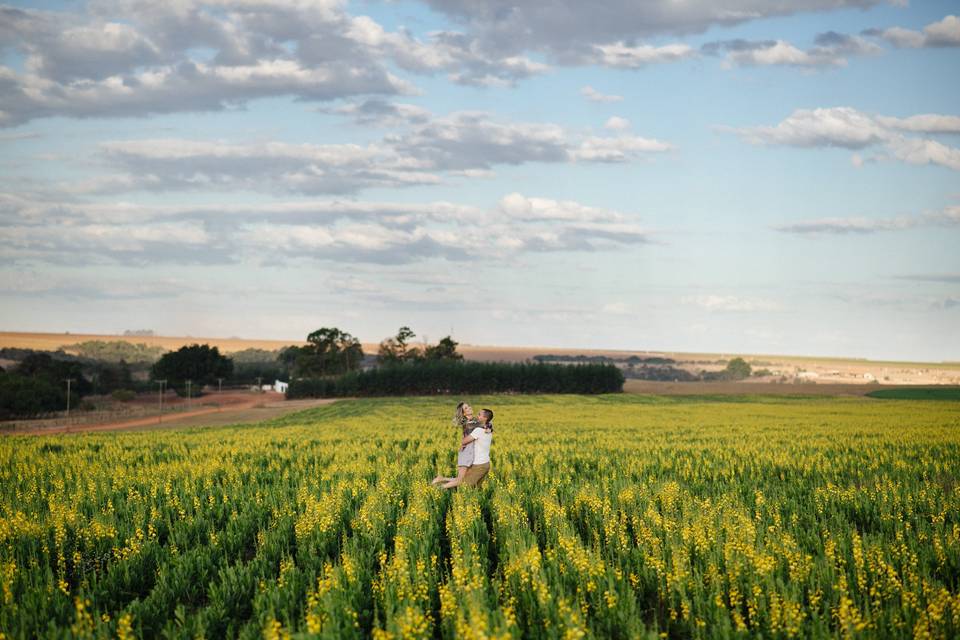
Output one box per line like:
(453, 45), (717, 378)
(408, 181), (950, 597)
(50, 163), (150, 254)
(14, 352), (92, 397)
(423, 336), (463, 361)
(295, 328), (364, 378)
(278, 345), (304, 371)
(150, 344), (234, 391)
(378, 326), (422, 364)
(723, 357), (752, 380)
(0, 372), (64, 419)
(93, 359), (133, 394)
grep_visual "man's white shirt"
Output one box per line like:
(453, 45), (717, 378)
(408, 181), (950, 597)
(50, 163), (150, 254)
(469, 427), (492, 465)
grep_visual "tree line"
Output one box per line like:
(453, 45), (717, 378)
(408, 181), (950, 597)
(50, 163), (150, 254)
(287, 360), (624, 398)
(0, 325), (625, 419)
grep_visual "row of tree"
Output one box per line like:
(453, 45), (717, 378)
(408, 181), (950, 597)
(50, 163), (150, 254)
(1, 324), (632, 418)
(287, 360), (624, 398)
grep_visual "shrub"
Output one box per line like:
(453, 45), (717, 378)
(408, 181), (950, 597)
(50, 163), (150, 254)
(111, 389), (137, 402)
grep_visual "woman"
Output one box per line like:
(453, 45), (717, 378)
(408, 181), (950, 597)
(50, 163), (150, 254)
(430, 403), (492, 489)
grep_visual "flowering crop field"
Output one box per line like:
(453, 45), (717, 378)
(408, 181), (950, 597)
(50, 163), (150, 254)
(1, 395), (959, 639)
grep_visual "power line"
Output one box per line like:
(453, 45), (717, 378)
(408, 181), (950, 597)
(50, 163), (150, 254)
(156, 379), (166, 424)
(64, 378), (75, 420)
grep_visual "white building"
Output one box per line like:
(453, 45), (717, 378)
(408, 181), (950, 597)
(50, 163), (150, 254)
(273, 380), (289, 393)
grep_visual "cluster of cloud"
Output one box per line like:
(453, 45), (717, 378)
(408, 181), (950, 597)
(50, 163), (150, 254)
(730, 106), (960, 171)
(420, 0), (887, 58)
(865, 14), (960, 49)
(698, 14), (960, 70)
(59, 107), (672, 196)
(0, 0), (558, 128)
(774, 205), (960, 235)
(424, 1), (956, 72)
(701, 32), (881, 68)
(6, 1), (949, 128)
(0, 191), (652, 267)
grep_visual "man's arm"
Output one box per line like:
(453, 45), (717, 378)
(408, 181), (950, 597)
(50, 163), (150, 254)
(461, 427), (484, 447)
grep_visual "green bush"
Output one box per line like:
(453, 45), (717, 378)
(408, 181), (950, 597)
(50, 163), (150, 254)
(287, 361), (624, 398)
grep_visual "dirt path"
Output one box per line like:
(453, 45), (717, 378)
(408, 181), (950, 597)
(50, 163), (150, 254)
(13, 394), (337, 436)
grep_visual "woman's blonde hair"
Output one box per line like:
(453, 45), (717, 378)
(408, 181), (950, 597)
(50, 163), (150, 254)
(453, 401), (475, 434)
(453, 401), (467, 427)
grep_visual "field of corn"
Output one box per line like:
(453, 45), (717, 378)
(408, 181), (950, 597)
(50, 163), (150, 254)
(1, 394), (959, 639)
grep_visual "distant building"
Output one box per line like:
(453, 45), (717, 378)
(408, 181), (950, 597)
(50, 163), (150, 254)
(274, 380), (289, 393)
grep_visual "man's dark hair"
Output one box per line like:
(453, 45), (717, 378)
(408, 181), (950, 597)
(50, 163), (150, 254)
(481, 408), (494, 427)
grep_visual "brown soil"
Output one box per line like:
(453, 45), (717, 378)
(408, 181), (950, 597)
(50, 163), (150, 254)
(9, 392), (336, 436)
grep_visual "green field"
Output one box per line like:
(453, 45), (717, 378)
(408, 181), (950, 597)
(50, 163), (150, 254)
(2, 395), (959, 639)
(866, 388), (960, 401)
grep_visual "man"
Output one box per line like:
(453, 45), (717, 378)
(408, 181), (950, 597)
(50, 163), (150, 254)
(460, 408), (493, 487)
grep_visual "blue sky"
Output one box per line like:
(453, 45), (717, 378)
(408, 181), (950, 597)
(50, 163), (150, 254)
(1, 0), (958, 361)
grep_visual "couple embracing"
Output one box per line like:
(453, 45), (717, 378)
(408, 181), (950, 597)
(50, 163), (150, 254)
(430, 401), (493, 489)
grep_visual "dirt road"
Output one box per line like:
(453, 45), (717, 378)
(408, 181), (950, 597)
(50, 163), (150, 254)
(12, 393), (337, 436)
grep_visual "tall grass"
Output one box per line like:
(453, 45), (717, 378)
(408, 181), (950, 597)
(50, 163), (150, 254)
(1, 395), (958, 638)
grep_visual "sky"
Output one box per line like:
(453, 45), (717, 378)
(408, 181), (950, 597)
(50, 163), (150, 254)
(0, 0), (958, 362)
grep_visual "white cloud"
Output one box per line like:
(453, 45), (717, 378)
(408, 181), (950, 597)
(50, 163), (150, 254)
(876, 114), (960, 134)
(702, 29), (882, 69)
(589, 42), (694, 68)
(0, 1), (553, 127)
(327, 98), (431, 127)
(733, 107), (889, 148)
(870, 14), (960, 49)
(420, 0), (885, 63)
(66, 108), (673, 196)
(0, 57), (414, 128)
(682, 295), (780, 312)
(886, 137), (960, 171)
(0, 191), (652, 267)
(573, 134), (673, 162)
(731, 106), (960, 171)
(604, 116), (631, 131)
(497, 193), (624, 223)
(773, 205), (960, 234)
(580, 86), (623, 103)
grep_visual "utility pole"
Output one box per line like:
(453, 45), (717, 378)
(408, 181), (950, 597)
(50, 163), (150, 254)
(186, 380), (192, 410)
(64, 378), (75, 420)
(217, 377), (224, 412)
(157, 379), (166, 423)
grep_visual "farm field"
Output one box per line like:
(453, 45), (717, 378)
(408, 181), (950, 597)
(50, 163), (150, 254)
(1, 395), (959, 639)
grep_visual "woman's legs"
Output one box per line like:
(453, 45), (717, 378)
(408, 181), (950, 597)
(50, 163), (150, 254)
(440, 465), (469, 489)
(431, 465), (466, 486)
